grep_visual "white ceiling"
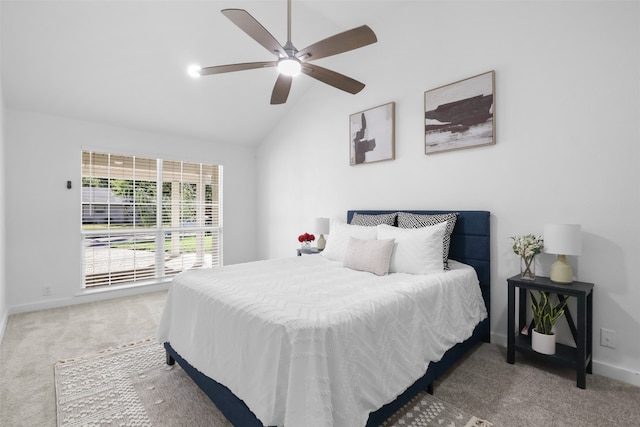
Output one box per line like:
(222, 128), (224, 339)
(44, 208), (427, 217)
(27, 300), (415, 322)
(1, 0), (396, 146)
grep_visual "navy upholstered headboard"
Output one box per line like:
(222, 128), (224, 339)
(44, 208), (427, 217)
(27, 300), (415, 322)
(347, 210), (491, 341)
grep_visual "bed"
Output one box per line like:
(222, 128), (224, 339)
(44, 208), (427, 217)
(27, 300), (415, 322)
(158, 210), (490, 427)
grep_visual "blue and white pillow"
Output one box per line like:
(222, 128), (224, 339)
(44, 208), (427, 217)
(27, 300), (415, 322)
(350, 212), (397, 227)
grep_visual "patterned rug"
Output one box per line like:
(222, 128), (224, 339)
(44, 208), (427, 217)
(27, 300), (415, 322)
(54, 338), (167, 427)
(54, 339), (492, 427)
(381, 392), (492, 427)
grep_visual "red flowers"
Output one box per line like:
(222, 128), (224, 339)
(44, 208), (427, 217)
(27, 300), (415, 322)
(297, 233), (315, 242)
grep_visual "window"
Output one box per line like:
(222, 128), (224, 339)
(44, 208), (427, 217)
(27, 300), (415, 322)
(81, 151), (222, 288)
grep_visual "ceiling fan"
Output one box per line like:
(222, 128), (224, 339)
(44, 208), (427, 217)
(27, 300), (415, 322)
(188, 0), (377, 105)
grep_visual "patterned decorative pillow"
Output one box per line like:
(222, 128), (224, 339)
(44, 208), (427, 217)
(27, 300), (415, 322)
(343, 237), (395, 276)
(350, 212), (397, 227)
(397, 212), (458, 270)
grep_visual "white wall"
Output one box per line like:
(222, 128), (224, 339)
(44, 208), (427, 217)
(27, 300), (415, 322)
(256, 2), (640, 385)
(0, 1), (8, 342)
(4, 110), (257, 313)
(0, 103), (6, 344)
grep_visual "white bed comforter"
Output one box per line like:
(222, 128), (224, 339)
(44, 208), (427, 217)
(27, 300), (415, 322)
(157, 256), (487, 427)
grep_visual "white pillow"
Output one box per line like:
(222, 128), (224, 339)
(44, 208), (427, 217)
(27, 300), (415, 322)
(320, 219), (378, 262)
(376, 222), (447, 275)
(343, 237), (395, 276)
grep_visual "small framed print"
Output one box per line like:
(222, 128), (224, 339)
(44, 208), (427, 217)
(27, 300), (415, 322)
(349, 102), (395, 165)
(424, 70), (495, 154)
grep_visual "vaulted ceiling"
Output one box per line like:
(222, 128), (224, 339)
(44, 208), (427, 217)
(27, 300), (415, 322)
(1, 1), (395, 146)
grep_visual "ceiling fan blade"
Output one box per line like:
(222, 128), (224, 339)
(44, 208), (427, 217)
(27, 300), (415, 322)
(199, 61), (276, 76)
(296, 25), (377, 62)
(270, 74), (293, 104)
(222, 9), (287, 58)
(301, 63), (365, 94)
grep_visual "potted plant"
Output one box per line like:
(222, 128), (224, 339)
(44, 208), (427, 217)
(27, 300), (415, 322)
(530, 290), (568, 355)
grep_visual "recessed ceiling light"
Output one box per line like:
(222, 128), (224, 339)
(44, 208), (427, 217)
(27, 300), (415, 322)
(187, 64), (202, 78)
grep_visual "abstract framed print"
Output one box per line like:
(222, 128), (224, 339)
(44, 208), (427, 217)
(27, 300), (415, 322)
(350, 102), (395, 165)
(424, 70), (495, 154)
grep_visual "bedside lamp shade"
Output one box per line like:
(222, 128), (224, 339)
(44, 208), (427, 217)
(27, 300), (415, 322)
(544, 224), (582, 284)
(314, 217), (330, 250)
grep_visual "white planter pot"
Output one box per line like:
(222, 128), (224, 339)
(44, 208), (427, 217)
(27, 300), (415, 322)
(532, 329), (556, 355)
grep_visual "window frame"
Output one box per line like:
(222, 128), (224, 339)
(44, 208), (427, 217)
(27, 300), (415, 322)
(81, 150), (223, 290)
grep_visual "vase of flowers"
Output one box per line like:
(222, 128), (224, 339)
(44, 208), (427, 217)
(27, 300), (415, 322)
(298, 232), (315, 249)
(511, 234), (543, 280)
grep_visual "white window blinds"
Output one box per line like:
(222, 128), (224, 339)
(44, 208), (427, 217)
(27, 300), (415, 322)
(82, 151), (222, 288)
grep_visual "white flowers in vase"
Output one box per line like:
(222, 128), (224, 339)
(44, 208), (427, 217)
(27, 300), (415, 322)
(511, 234), (543, 280)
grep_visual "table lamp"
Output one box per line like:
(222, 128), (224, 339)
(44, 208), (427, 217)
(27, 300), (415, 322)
(314, 217), (330, 250)
(543, 224), (582, 284)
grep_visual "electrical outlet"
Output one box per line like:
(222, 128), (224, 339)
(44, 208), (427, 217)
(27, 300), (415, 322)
(600, 328), (616, 348)
(43, 286), (52, 297)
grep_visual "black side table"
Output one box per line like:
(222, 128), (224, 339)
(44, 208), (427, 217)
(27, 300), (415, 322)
(507, 274), (594, 389)
(297, 247), (322, 256)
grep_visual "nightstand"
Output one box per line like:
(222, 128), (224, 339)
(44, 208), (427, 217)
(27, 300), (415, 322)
(506, 274), (594, 389)
(297, 247), (322, 256)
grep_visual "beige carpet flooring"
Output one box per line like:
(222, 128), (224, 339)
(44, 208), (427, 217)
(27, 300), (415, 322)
(1, 290), (640, 426)
(53, 338), (488, 427)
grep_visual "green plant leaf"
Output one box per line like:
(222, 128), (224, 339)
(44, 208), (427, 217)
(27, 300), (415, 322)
(530, 290), (566, 335)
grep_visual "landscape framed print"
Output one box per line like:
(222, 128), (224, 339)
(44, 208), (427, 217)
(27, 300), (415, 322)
(424, 70), (495, 154)
(350, 102), (395, 165)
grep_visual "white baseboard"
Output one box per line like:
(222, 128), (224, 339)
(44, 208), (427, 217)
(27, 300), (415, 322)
(593, 360), (640, 388)
(490, 332), (508, 348)
(8, 282), (170, 315)
(0, 309), (7, 345)
(490, 332), (640, 388)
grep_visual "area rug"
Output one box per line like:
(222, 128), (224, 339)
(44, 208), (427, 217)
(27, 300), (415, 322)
(380, 392), (492, 427)
(54, 339), (492, 427)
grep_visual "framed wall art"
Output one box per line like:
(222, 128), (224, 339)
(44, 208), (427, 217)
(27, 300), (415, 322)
(424, 70), (495, 154)
(349, 102), (395, 166)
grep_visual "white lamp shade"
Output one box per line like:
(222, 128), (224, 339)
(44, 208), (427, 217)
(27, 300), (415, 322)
(543, 224), (582, 256)
(314, 217), (330, 235)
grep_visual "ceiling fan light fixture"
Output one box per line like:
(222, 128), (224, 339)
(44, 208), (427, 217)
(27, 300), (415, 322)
(195, 4), (377, 103)
(277, 58), (301, 76)
(187, 64), (202, 78)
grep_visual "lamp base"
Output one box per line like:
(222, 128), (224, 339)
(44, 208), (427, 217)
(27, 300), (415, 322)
(317, 234), (326, 250)
(550, 254), (573, 284)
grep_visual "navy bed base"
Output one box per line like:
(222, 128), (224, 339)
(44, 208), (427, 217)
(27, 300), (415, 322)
(164, 210), (491, 427)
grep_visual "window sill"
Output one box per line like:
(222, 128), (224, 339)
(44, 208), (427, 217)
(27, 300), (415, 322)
(77, 277), (173, 297)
